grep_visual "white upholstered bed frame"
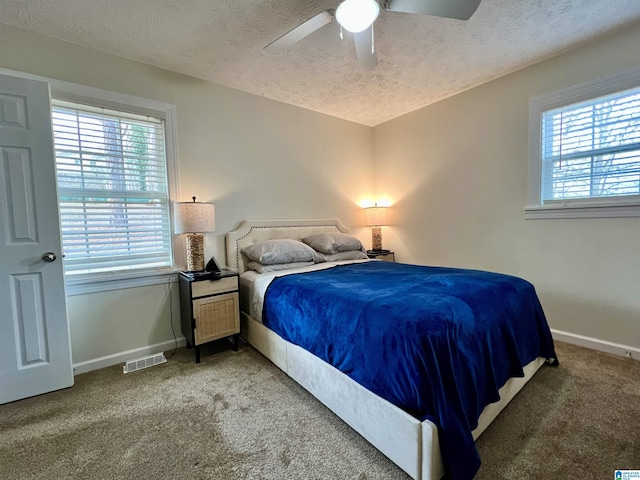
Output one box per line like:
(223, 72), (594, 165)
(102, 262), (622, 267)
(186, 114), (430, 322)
(226, 219), (545, 480)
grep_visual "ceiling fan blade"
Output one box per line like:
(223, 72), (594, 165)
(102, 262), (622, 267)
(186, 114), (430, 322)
(385, 0), (481, 20)
(264, 10), (334, 53)
(353, 25), (378, 71)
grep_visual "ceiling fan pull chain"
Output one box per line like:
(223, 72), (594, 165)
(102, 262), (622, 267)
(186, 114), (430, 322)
(371, 23), (375, 53)
(340, 24), (344, 40)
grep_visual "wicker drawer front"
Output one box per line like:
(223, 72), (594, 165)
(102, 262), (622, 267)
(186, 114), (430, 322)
(193, 292), (240, 345)
(191, 277), (238, 298)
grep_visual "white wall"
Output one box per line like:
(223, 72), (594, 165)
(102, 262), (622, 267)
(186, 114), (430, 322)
(0, 25), (373, 368)
(373, 25), (640, 351)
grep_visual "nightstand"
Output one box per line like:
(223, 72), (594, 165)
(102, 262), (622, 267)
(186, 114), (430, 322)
(178, 269), (240, 363)
(367, 250), (395, 262)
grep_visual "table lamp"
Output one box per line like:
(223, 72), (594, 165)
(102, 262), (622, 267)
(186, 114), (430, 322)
(364, 203), (389, 251)
(174, 196), (215, 271)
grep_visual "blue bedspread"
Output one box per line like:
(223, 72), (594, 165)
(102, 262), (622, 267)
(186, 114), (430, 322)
(262, 261), (557, 480)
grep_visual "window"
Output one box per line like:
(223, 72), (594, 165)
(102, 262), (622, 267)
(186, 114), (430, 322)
(52, 99), (172, 276)
(46, 83), (179, 294)
(542, 89), (640, 202)
(526, 67), (640, 219)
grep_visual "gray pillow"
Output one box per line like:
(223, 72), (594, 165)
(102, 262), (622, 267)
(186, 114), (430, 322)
(241, 239), (319, 265)
(301, 232), (364, 254)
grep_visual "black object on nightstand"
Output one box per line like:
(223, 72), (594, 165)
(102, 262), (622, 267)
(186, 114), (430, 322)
(366, 250), (395, 262)
(178, 268), (240, 363)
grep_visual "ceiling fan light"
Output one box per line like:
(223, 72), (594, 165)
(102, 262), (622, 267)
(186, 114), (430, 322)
(335, 0), (380, 33)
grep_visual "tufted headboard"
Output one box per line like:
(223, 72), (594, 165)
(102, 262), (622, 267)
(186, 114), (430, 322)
(225, 218), (349, 273)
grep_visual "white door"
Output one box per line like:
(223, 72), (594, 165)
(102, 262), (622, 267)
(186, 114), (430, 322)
(0, 73), (73, 404)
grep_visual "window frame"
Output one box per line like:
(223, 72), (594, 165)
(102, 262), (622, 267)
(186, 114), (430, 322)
(49, 81), (181, 295)
(526, 66), (640, 219)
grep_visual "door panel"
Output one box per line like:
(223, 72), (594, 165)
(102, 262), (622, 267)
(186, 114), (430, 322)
(0, 73), (73, 404)
(2, 147), (38, 243)
(11, 273), (49, 365)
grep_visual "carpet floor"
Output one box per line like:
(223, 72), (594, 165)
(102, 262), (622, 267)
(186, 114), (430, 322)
(0, 340), (638, 479)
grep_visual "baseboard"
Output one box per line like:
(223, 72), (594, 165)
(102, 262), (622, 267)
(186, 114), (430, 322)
(72, 330), (637, 375)
(551, 329), (640, 360)
(72, 337), (187, 375)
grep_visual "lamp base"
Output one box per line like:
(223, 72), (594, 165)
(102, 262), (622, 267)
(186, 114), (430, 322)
(371, 226), (383, 251)
(186, 233), (205, 271)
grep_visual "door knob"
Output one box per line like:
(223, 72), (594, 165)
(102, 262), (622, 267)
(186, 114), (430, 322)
(42, 252), (57, 262)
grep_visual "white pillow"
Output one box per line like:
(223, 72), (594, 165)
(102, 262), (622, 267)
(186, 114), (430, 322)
(241, 239), (319, 265)
(317, 251), (369, 262)
(247, 261), (315, 274)
(301, 232), (364, 254)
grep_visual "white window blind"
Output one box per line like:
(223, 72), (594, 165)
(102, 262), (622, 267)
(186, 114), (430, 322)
(541, 87), (640, 204)
(52, 100), (172, 275)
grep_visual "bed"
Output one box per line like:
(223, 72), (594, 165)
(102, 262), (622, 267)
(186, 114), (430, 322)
(226, 218), (557, 480)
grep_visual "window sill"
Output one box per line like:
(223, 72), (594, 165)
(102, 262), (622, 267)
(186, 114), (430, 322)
(524, 202), (640, 219)
(65, 268), (181, 296)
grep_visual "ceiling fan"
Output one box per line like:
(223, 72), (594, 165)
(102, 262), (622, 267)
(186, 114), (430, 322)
(264, 0), (482, 70)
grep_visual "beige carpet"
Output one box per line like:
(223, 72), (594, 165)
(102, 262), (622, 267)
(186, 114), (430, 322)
(1, 341), (638, 479)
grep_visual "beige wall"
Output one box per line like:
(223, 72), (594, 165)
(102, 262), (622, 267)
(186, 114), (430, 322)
(0, 25), (373, 367)
(373, 25), (640, 350)
(2, 21), (639, 368)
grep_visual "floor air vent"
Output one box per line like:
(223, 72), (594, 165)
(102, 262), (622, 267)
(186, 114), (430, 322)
(123, 353), (167, 374)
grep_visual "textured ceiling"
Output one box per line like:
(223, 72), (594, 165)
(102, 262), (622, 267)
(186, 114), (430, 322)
(2, 0), (640, 126)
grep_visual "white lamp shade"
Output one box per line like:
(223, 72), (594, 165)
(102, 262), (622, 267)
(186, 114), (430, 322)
(364, 205), (388, 226)
(174, 201), (215, 234)
(335, 0), (380, 33)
